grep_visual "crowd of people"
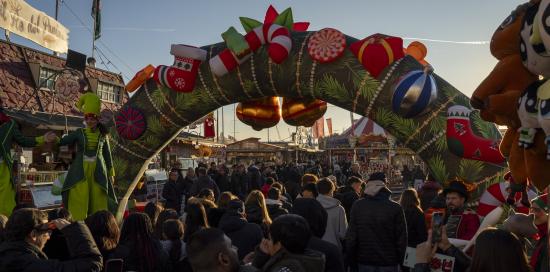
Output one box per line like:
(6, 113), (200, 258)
(0, 160), (547, 272)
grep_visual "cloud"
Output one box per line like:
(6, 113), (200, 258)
(69, 25), (176, 32)
(403, 37), (489, 45)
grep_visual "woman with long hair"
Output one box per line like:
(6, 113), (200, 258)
(111, 213), (169, 272)
(84, 210), (120, 259)
(399, 189), (427, 247)
(143, 201), (163, 227)
(218, 191), (238, 209)
(182, 203), (209, 243)
(470, 228), (531, 272)
(161, 219), (187, 271)
(245, 190), (272, 237)
(154, 209), (179, 240)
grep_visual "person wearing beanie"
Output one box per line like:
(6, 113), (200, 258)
(218, 199), (263, 261)
(291, 198), (345, 272)
(418, 174), (443, 211)
(530, 193), (549, 272)
(0, 107), (56, 216)
(345, 171), (407, 271)
(55, 92), (117, 220)
(442, 179), (480, 241)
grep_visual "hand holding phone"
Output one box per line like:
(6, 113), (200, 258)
(431, 212), (444, 244)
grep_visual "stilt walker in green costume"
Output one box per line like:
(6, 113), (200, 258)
(0, 107), (54, 216)
(57, 92), (117, 220)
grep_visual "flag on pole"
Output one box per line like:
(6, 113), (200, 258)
(313, 117), (325, 139)
(91, 0), (101, 40)
(326, 118), (333, 135)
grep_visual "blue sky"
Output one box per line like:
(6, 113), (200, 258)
(6, 0), (524, 141)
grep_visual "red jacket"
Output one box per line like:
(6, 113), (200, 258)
(454, 209), (480, 241)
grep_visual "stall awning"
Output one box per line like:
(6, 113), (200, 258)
(5, 109), (84, 131)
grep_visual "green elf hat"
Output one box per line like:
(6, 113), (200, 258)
(532, 193), (549, 213)
(76, 92), (101, 117)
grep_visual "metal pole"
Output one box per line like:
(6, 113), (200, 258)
(216, 109), (219, 142)
(221, 106), (225, 143)
(55, 0), (60, 20)
(233, 103), (236, 141)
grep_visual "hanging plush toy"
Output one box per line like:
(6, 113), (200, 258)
(519, 1), (550, 78)
(154, 44), (207, 93)
(391, 67), (438, 118)
(446, 105), (505, 164)
(517, 80), (544, 148)
(349, 33), (405, 78)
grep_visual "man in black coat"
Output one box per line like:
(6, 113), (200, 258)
(291, 198), (345, 272)
(345, 172), (407, 272)
(190, 167), (220, 200)
(335, 176), (364, 221)
(265, 188), (289, 220)
(162, 169), (184, 213)
(218, 200), (263, 261)
(230, 164), (249, 199)
(0, 208), (103, 272)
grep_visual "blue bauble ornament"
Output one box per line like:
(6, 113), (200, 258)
(392, 68), (438, 118)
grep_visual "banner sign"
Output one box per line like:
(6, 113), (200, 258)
(404, 247), (455, 272)
(0, 0), (69, 52)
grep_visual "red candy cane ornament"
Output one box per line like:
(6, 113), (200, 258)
(209, 24), (292, 77)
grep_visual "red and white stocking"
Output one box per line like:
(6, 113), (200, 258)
(446, 105), (506, 164)
(154, 44), (207, 93)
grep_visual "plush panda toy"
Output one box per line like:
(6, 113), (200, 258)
(520, 1), (550, 77)
(517, 80), (544, 148)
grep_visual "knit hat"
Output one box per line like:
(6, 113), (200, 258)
(76, 92), (101, 116)
(532, 194), (548, 213)
(367, 172), (386, 183)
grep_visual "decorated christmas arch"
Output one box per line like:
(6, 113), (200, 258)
(109, 6), (505, 217)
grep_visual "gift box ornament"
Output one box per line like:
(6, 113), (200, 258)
(154, 44), (207, 93)
(349, 34), (405, 78)
(281, 98), (327, 127)
(236, 97), (281, 131)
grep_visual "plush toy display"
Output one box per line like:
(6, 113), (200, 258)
(236, 97), (281, 131)
(392, 68), (438, 118)
(349, 34), (405, 78)
(281, 98), (327, 127)
(470, 3), (544, 198)
(519, 1), (550, 78)
(517, 80), (545, 148)
(154, 44), (207, 92)
(446, 105), (505, 164)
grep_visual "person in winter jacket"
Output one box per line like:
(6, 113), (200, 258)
(111, 213), (170, 272)
(335, 176), (364, 221)
(218, 200), (263, 261)
(418, 175), (442, 212)
(530, 194), (549, 272)
(0, 208), (103, 272)
(317, 178), (347, 251)
(265, 187), (289, 220)
(161, 219), (188, 272)
(345, 172), (407, 271)
(216, 165), (232, 193)
(190, 167), (220, 201)
(245, 190), (272, 237)
(292, 198), (345, 272)
(163, 169), (185, 214)
(252, 214), (326, 272)
(84, 210), (120, 266)
(247, 165), (264, 191)
(187, 228), (259, 272)
(231, 164), (249, 199)
(399, 189), (427, 248)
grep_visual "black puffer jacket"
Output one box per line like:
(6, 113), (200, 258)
(253, 248), (325, 272)
(110, 239), (169, 272)
(0, 222), (103, 272)
(265, 199), (288, 220)
(345, 188), (407, 267)
(218, 211), (263, 260)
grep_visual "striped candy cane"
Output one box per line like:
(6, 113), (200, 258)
(209, 24), (292, 76)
